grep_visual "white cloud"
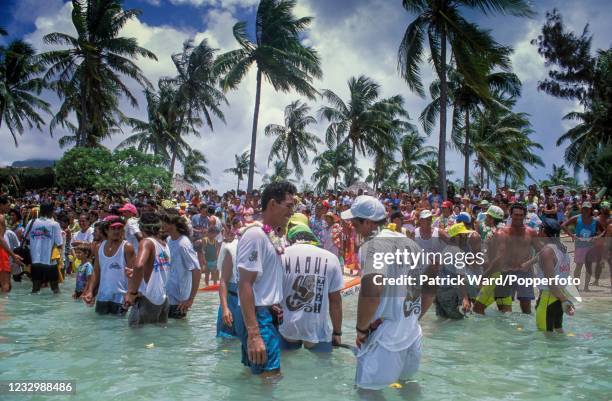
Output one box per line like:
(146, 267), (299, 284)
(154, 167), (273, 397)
(509, 21), (547, 84)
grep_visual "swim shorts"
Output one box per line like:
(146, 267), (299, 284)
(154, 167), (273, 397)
(240, 306), (281, 374)
(475, 272), (510, 307)
(280, 337), (333, 352)
(128, 296), (169, 326)
(355, 336), (422, 390)
(95, 300), (128, 316)
(217, 285), (243, 338)
(435, 287), (466, 319)
(168, 304), (187, 319)
(494, 270), (535, 301)
(0, 248), (10, 273)
(535, 290), (563, 332)
(31, 263), (59, 283)
(206, 260), (218, 270)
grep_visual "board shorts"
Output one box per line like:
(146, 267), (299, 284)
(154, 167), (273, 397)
(240, 306), (281, 374)
(95, 300), (128, 316)
(475, 272), (509, 307)
(355, 337), (422, 390)
(128, 296), (169, 326)
(280, 337), (333, 352)
(217, 283), (243, 338)
(574, 246), (594, 264)
(494, 270), (535, 302)
(0, 248), (10, 273)
(435, 287), (465, 319)
(31, 263), (59, 283)
(535, 290), (563, 332)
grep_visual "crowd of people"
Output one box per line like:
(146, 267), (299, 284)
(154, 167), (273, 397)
(0, 181), (610, 389)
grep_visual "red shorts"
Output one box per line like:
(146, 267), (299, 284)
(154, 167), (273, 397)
(0, 247), (10, 273)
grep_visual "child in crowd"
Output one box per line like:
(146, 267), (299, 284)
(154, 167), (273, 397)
(203, 226), (221, 286)
(73, 246), (93, 300)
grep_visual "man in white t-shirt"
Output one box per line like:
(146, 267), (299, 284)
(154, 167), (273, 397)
(71, 213), (94, 247)
(119, 203), (143, 253)
(341, 195), (423, 390)
(27, 203), (64, 294)
(237, 181), (296, 377)
(279, 223), (343, 352)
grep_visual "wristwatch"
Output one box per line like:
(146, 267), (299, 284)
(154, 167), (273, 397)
(333, 331), (342, 336)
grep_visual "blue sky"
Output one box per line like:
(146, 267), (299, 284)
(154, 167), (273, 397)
(1, 0), (610, 191)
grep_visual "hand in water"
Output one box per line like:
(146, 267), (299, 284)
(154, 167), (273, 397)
(221, 307), (233, 327)
(124, 292), (137, 307)
(462, 297), (472, 314)
(82, 292), (95, 306)
(178, 298), (194, 314)
(247, 333), (267, 365)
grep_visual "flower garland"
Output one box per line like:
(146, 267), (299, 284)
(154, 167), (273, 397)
(239, 221), (285, 255)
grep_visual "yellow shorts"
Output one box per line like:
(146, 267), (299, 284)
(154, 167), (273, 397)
(535, 290), (563, 332)
(474, 272), (512, 307)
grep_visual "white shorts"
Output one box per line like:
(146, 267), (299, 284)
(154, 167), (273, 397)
(355, 337), (422, 390)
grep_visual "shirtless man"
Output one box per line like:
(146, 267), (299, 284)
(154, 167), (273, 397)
(492, 203), (541, 313)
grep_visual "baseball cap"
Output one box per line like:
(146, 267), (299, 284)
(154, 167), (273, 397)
(601, 201), (610, 209)
(419, 209), (433, 219)
(486, 205), (504, 220)
(581, 201), (592, 208)
(288, 213), (309, 228)
(527, 203), (537, 211)
(287, 224), (319, 244)
(480, 200), (490, 207)
(448, 223), (473, 238)
(118, 203), (137, 215)
(455, 212), (472, 224)
(340, 195), (386, 221)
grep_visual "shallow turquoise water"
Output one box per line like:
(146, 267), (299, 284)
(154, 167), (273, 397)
(1, 278), (611, 401)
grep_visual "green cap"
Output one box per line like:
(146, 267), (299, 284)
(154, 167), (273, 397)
(287, 224), (319, 245)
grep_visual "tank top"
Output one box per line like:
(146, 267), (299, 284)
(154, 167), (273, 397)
(575, 215), (597, 248)
(414, 227), (440, 252)
(536, 244), (571, 290)
(141, 238), (171, 305)
(97, 240), (128, 303)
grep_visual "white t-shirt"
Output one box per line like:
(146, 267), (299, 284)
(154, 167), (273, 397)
(125, 217), (141, 253)
(218, 239), (238, 284)
(27, 218), (63, 265)
(279, 244), (343, 343)
(236, 226), (283, 306)
(358, 229), (422, 353)
(72, 227), (94, 245)
(166, 235), (200, 305)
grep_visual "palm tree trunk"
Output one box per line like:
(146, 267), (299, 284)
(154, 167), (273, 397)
(480, 162), (484, 188)
(438, 27), (448, 199)
(237, 177), (240, 193)
(486, 171), (490, 189)
(463, 108), (470, 191)
(350, 142), (356, 185)
(170, 151), (177, 176)
(247, 68), (263, 193)
(333, 174), (337, 196)
(408, 172), (412, 193)
(284, 151), (290, 172)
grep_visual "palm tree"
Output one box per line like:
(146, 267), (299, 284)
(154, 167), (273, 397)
(214, 0), (322, 192)
(398, 131), (437, 192)
(422, 63), (521, 190)
(224, 151), (250, 192)
(0, 39), (51, 146)
(319, 75), (409, 185)
(166, 39), (227, 174)
(468, 98), (543, 187)
(398, 0), (533, 198)
(41, 0), (157, 147)
(366, 152), (399, 192)
(262, 160), (294, 185)
(119, 80), (201, 166)
(265, 100), (321, 177)
(543, 164), (575, 187)
(182, 149), (210, 185)
(311, 143), (351, 194)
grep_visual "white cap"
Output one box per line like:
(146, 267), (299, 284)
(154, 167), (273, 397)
(340, 195), (386, 221)
(419, 209), (433, 219)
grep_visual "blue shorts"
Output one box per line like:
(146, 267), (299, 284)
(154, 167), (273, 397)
(206, 260), (218, 270)
(216, 283), (243, 338)
(240, 306), (281, 374)
(280, 337), (333, 353)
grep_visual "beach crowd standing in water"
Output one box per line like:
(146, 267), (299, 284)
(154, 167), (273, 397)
(0, 182), (610, 389)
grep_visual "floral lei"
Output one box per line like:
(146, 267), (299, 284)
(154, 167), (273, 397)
(239, 221), (285, 255)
